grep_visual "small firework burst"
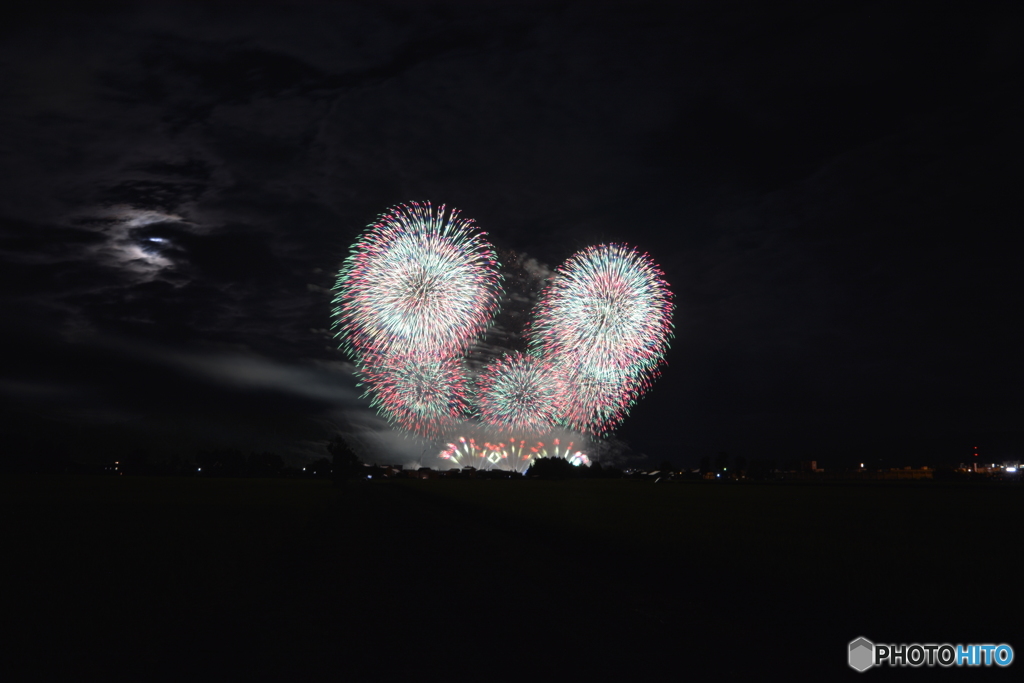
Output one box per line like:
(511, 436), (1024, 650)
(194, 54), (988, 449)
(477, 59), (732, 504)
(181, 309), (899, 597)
(549, 362), (638, 435)
(476, 352), (566, 434)
(357, 351), (471, 438)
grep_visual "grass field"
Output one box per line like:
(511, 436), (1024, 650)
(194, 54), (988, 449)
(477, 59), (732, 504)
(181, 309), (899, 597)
(4, 476), (1020, 680)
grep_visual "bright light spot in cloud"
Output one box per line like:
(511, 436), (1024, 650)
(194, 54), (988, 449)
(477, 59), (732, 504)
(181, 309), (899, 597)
(80, 206), (184, 279)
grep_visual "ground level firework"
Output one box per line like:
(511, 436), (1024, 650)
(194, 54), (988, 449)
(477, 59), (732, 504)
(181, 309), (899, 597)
(438, 434), (590, 472)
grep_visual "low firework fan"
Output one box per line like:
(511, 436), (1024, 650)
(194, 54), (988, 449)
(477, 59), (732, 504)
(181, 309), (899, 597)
(438, 434), (590, 472)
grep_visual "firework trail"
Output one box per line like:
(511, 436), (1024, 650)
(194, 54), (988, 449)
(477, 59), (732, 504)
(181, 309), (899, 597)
(332, 202), (502, 359)
(476, 352), (565, 434)
(531, 244), (673, 435)
(356, 351), (471, 438)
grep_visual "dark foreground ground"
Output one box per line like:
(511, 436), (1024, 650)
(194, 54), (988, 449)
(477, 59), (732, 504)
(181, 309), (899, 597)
(4, 476), (1020, 681)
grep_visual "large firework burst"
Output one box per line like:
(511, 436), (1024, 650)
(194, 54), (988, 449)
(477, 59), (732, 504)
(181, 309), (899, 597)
(332, 202), (502, 359)
(476, 352), (565, 434)
(531, 243), (673, 435)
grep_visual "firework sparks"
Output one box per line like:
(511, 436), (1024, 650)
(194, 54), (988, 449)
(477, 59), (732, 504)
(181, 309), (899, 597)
(476, 352), (565, 434)
(356, 351), (471, 438)
(332, 205), (673, 449)
(551, 366), (639, 435)
(332, 202), (502, 359)
(439, 435), (589, 473)
(531, 244), (673, 435)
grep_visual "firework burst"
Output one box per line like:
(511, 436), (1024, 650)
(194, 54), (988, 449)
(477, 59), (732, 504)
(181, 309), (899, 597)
(356, 351), (471, 438)
(531, 243), (673, 435)
(476, 352), (565, 434)
(332, 204), (674, 450)
(332, 202), (502, 359)
(551, 365), (639, 435)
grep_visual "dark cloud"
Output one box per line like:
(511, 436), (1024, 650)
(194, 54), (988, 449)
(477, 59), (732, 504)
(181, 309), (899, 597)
(98, 179), (207, 212)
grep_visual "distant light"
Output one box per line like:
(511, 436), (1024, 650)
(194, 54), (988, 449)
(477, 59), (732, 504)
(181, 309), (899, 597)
(197, 467), (201, 472)
(1007, 467), (1018, 473)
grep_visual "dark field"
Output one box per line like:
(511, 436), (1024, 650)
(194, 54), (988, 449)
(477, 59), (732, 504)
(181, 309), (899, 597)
(5, 476), (1020, 680)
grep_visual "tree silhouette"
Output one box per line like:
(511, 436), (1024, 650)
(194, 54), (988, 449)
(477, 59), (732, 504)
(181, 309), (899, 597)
(733, 454), (747, 478)
(526, 456), (576, 479)
(247, 451), (284, 477)
(196, 448), (246, 477)
(714, 451), (730, 474)
(327, 435), (362, 486)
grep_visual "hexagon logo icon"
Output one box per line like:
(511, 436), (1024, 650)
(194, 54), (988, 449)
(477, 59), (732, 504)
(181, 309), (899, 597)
(849, 637), (874, 672)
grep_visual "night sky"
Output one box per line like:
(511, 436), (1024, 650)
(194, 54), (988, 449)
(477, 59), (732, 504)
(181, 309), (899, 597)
(2, 1), (1022, 469)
